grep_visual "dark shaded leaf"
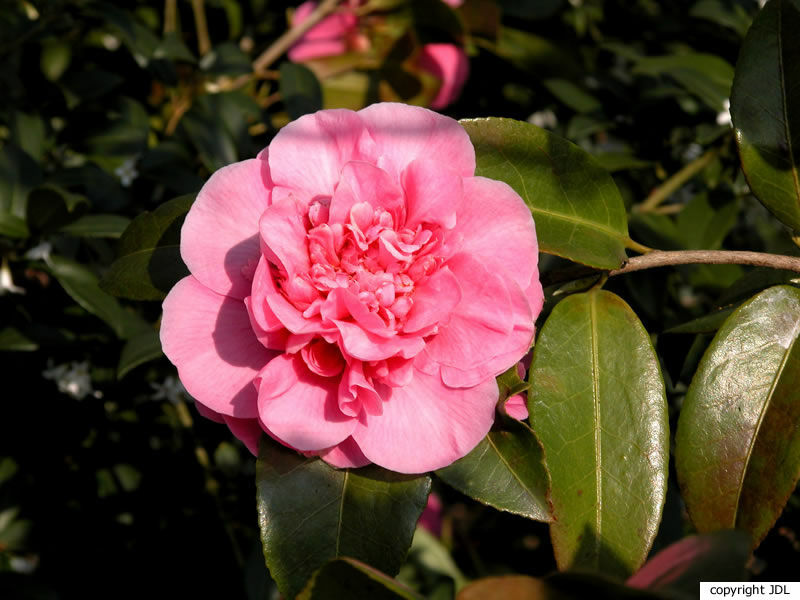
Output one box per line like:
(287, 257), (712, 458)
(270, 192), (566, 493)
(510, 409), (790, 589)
(256, 438), (430, 600)
(437, 416), (551, 522)
(100, 194), (194, 300)
(730, 0), (800, 230)
(299, 558), (423, 600)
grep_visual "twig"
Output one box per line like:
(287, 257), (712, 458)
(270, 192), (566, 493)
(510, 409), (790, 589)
(609, 250), (800, 277)
(164, 0), (178, 34)
(190, 0), (211, 56)
(634, 148), (720, 214)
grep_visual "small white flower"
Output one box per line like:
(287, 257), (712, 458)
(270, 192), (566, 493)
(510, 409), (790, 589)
(528, 109), (558, 130)
(0, 258), (25, 295)
(150, 376), (188, 405)
(683, 143), (703, 162)
(716, 98), (732, 126)
(758, 0), (767, 8)
(24, 241), (52, 263)
(114, 157), (139, 188)
(42, 360), (102, 400)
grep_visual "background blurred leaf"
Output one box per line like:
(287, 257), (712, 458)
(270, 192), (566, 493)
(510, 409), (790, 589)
(0, 327), (37, 352)
(0, 143), (41, 217)
(26, 184), (89, 234)
(461, 117), (631, 269)
(529, 289), (669, 577)
(257, 438), (431, 600)
(100, 194), (193, 300)
(48, 255), (150, 340)
(676, 285), (800, 548)
(59, 214), (132, 238)
(117, 329), (162, 379)
(731, 0), (800, 231)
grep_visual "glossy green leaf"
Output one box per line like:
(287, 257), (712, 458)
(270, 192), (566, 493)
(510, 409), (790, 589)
(730, 0), (800, 231)
(529, 289), (669, 577)
(280, 63), (323, 120)
(299, 558), (423, 600)
(59, 214), (132, 238)
(461, 117), (630, 269)
(256, 438), (431, 600)
(49, 255), (150, 340)
(117, 329), (162, 379)
(437, 416), (551, 522)
(675, 285), (800, 547)
(627, 530), (750, 595)
(100, 194), (193, 300)
(0, 327), (37, 352)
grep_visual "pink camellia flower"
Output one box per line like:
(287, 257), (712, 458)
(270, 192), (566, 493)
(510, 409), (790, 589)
(417, 43), (470, 110)
(288, 1), (368, 63)
(503, 359), (530, 420)
(160, 103), (543, 474)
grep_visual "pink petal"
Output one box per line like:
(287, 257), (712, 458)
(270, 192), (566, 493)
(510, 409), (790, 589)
(319, 437), (371, 469)
(329, 161), (404, 225)
(288, 1), (359, 62)
(401, 158), (461, 229)
(256, 353), (356, 451)
(223, 415), (263, 455)
(268, 109), (375, 199)
(504, 394), (529, 420)
(426, 254), (534, 387)
(353, 368), (498, 473)
(403, 266), (461, 334)
(356, 103), (475, 179)
(195, 400), (225, 423)
(161, 276), (275, 418)
(417, 44), (470, 110)
(457, 176), (540, 296)
(181, 158), (272, 299)
(259, 193), (310, 277)
(334, 319), (425, 361)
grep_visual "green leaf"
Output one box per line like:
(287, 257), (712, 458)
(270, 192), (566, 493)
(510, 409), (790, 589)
(59, 214), (132, 238)
(407, 527), (468, 591)
(543, 78), (601, 114)
(49, 255), (149, 340)
(256, 438), (431, 600)
(0, 327), (37, 352)
(494, 28), (582, 79)
(437, 416), (551, 522)
(0, 143), (42, 217)
(0, 213), (29, 238)
(461, 118), (630, 269)
(280, 63), (323, 120)
(591, 153), (653, 173)
(664, 307), (735, 334)
(85, 97), (149, 157)
(529, 289), (669, 577)
(100, 194), (193, 300)
(730, 0), (800, 231)
(675, 285), (800, 548)
(627, 530), (750, 595)
(117, 329), (162, 379)
(299, 558), (423, 600)
(690, 0), (752, 37)
(633, 53), (733, 112)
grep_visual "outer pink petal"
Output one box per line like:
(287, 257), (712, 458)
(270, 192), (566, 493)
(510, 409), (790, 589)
(401, 158), (461, 230)
(268, 109), (375, 198)
(195, 400), (225, 423)
(457, 176), (539, 296)
(426, 254), (534, 387)
(353, 369), (498, 473)
(319, 437), (371, 469)
(223, 416), (263, 455)
(356, 103), (475, 179)
(256, 353), (356, 451)
(161, 276), (275, 417)
(417, 44), (469, 110)
(181, 158), (272, 299)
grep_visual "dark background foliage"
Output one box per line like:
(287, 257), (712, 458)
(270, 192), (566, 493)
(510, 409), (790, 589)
(2, 0), (799, 598)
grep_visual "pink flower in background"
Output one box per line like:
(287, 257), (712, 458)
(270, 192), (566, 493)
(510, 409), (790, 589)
(419, 493), (443, 537)
(161, 103), (543, 474)
(288, 1), (368, 62)
(417, 44), (470, 110)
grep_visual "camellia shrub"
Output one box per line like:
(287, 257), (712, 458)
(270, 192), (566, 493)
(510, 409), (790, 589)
(3, 0), (800, 598)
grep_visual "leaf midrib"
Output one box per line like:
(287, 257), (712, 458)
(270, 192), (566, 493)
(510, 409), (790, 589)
(334, 471), (349, 557)
(589, 292), (603, 560)
(486, 434), (542, 515)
